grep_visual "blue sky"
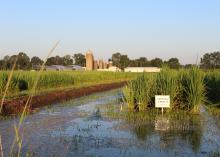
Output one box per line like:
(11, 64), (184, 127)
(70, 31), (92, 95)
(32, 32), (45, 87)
(0, 0), (220, 64)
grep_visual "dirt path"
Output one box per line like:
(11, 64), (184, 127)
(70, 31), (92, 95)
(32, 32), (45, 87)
(1, 81), (127, 115)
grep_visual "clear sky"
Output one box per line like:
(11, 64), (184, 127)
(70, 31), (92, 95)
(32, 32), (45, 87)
(0, 0), (219, 64)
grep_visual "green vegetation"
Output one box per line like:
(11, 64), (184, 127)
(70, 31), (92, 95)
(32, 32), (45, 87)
(0, 71), (138, 99)
(200, 52), (220, 69)
(156, 67), (180, 108)
(204, 70), (220, 104)
(0, 51), (219, 71)
(111, 52), (181, 69)
(122, 67), (218, 113)
(180, 67), (205, 112)
(123, 74), (155, 111)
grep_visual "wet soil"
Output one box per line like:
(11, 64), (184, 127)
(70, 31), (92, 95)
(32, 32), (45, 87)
(1, 81), (126, 115)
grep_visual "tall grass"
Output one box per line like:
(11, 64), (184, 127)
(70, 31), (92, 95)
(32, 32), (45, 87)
(123, 74), (155, 111)
(0, 71), (138, 98)
(180, 67), (205, 112)
(123, 81), (136, 110)
(136, 74), (155, 111)
(0, 41), (60, 157)
(123, 67), (207, 113)
(204, 70), (220, 104)
(156, 67), (179, 108)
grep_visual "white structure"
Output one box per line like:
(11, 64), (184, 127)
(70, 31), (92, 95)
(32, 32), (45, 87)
(124, 67), (161, 73)
(45, 65), (84, 71)
(97, 66), (121, 72)
(108, 66), (121, 72)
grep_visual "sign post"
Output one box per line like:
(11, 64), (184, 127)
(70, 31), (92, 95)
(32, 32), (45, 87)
(155, 95), (170, 114)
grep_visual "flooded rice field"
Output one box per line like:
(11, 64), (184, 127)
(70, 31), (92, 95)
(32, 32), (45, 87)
(0, 89), (220, 157)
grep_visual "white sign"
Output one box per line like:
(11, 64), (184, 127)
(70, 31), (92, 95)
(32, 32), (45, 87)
(155, 95), (170, 108)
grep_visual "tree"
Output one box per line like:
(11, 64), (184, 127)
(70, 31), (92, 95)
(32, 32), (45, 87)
(46, 57), (55, 66)
(0, 56), (9, 70)
(136, 57), (149, 67)
(112, 52), (121, 68)
(150, 58), (163, 67)
(129, 59), (138, 67)
(184, 64), (196, 69)
(0, 60), (5, 70)
(2, 52), (30, 70)
(16, 52), (30, 70)
(30, 56), (43, 67)
(73, 53), (85, 66)
(63, 55), (73, 66)
(111, 53), (130, 70)
(6, 55), (17, 69)
(200, 52), (220, 69)
(166, 58), (181, 69)
(46, 56), (63, 65)
(119, 55), (130, 70)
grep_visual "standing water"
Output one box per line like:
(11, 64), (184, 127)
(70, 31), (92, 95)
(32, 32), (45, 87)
(0, 89), (219, 157)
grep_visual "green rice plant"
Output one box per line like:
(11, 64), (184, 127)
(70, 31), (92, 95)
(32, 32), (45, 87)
(180, 67), (205, 112)
(155, 67), (180, 109)
(136, 74), (155, 111)
(0, 57), (18, 112)
(123, 73), (155, 111)
(204, 70), (220, 104)
(123, 67), (208, 113)
(0, 71), (139, 98)
(123, 80), (136, 110)
(0, 72), (8, 94)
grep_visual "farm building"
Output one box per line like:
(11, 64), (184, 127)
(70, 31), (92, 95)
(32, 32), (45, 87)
(85, 51), (94, 71)
(124, 67), (161, 73)
(45, 65), (84, 71)
(67, 65), (84, 71)
(45, 65), (72, 71)
(97, 66), (121, 72)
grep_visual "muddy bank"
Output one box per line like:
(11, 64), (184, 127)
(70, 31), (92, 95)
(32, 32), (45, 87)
(1, 81), (126, 115)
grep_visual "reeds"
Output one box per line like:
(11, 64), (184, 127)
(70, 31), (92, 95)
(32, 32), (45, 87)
(156, 67), (179, 108)
(204, 70), (220, 104)
(123, 67), (207, 113)
(123, 74), (155, 111)
(179, 67), (205, 111)
(180, 67), (205, 112)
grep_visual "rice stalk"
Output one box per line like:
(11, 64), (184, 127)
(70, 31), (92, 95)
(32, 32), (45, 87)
(0, 56), (18, 113)
(155, 67), (179, 109)
(9, 41), (60, 156)
(180, 67), (205, 112)
(0, 135), (3, 157)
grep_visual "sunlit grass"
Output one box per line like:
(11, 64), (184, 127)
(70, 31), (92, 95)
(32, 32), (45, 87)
(180, 67), (205, 112)
(0, 71), (139, 99)
(1, 41), (60, 157)
(123, 67), (209, 113)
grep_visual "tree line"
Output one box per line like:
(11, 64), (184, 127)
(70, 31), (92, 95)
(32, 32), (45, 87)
(111, 53), (182, 70)
(111, 52), (220, 70)
(0, 51), (219, 70)
(0, 53), (85, 70)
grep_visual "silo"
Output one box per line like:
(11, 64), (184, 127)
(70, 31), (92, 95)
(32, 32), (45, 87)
(86, 50), (94, 70)
(93, 60), (98, 70)
(98, 60), (104, 69)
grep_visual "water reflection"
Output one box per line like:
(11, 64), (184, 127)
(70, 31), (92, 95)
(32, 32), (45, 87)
(130, 114), (203, 153)
(0, 89), (219, 157)
(155, 116), (170, 131)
